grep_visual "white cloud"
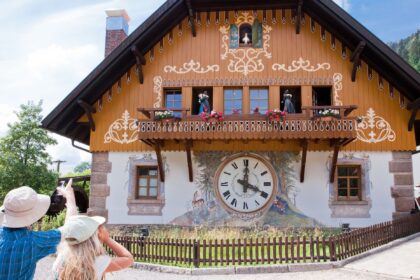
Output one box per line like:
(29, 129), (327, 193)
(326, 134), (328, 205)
(333, 0), (351, 11)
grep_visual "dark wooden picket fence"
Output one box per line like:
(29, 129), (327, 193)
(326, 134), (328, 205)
(107, 213), (420, 268)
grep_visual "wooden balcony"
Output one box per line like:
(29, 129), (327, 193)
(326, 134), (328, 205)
(137, 106), (358, 144)
(137, 105), (358, 184)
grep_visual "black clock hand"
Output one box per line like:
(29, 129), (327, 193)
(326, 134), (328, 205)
(246, 183), (262, 193)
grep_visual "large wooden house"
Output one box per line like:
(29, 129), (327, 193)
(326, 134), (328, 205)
(42, 0), (420, 227)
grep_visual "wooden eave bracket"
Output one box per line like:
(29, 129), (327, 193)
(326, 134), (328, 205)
(185, 0), (196, 37)
(77, 100), (96, 131)
(295, 0), (303, 34)
(186, 140), (193, 182)
(329, 142), (341, 183)
(131, 45), (146, 84)
(407, 98), (420, 131)
(155, 141), (165, 182)
(300, 139), (308, 183)
(350, 41), (366, 82)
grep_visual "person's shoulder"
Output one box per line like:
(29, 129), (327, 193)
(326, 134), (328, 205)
(31, 229), (61, 241)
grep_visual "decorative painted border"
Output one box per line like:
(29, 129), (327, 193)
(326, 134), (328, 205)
(153, 76), (163, 108)
(333, 73), (343, 106)
(164, 60), (220, 74)
(272, 57), (331, 72)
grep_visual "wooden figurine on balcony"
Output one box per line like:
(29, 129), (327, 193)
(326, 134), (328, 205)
(198, 91), (210, 114)
(283, 90), (296, 114)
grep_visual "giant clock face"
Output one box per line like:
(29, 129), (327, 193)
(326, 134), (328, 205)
(214, 154), (277, 215)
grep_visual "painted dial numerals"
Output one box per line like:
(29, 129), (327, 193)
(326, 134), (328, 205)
(215, 155), (276, 214)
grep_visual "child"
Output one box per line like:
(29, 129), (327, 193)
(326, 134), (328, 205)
(53, 215), (133, 280)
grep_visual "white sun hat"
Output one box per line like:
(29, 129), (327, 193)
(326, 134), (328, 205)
(0, 186), (51, 228)
(63, 215), (106, 245)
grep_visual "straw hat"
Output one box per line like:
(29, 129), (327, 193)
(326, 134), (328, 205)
(0, 186), (50, 228)
(63, 215), (106, 245)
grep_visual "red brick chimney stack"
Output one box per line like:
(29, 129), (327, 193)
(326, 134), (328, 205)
(105, 9), (130, 57)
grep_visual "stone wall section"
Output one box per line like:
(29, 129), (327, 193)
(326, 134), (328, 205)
(390, 152), (415, 219)
(88, 152), (112, 219)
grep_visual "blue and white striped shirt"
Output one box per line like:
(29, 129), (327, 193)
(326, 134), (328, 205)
(0, 227), (61, 280)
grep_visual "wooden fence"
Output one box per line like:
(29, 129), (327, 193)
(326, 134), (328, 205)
(107, 213), (420, 268)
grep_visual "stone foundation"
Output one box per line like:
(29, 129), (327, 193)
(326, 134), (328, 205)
(390, 152), (415, 219)
(87, 152), (112, 219)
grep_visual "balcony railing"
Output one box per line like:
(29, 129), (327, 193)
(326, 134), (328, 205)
(137, 106), (358, 143)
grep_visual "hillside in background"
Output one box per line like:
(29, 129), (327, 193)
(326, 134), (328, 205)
(389, 30), (420, 72)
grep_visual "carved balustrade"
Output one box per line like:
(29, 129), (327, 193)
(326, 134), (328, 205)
(137, 106), (358, 142)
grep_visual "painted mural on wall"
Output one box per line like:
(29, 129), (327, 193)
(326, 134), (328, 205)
(170, 151), (321, 227)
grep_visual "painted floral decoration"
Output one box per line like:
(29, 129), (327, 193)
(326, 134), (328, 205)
(200, 110), (224, 122)
(155, 110), (175, 120)
(266, 109), (286, 122)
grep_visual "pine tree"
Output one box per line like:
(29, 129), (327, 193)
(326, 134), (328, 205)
(0, 101), (58, 201)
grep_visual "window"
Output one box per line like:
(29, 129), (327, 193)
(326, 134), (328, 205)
(230, 19), (263, 49)
(280, 86), (301, 113)
(165, 89), (182, 117)
(312, 86), (332, 106)
(336, 165), (361, 201)
(192, 87), (213, 115)
(250, 88), (269, 114)
(224, 88), (243, 114)
(136, 166), (159, 199)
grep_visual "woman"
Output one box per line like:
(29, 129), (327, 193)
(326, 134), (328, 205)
(53, 215), (133, 280)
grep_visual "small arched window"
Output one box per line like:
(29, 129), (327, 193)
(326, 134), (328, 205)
(230, 19), (263, 49)
(239, 23), (253, 47)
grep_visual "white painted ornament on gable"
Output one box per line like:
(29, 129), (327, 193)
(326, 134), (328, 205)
(219, 12), (272, 76)
(272, 57), (331, 72)
(104, 110), (138, 144)
(164, 60), (219, 74)
(356, 108), (396, 143)
(153, 76), (163, 108)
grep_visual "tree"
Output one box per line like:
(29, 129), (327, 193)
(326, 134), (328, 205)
(0, 101), (58, 201)
(73, 161), (91, 173)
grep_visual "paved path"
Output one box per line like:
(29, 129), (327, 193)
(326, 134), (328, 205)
(345, 236), (420, 279)
(35, 236), (420, 280)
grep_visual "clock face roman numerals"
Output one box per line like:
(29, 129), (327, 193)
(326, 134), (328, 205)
(217, 156), (275, 214)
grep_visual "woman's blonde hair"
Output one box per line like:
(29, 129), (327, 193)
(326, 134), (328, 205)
(58, 230), (106, 280)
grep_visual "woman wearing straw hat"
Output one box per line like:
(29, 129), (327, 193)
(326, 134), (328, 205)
(0, 180), (77, 280)
(53, 215), (134, 279)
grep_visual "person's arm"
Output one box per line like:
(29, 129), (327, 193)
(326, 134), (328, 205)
(56, 179), (78, 222)
(98, 225), (134, 273)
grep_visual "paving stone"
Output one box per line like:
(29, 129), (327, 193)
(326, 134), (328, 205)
(288, 262), (333, 272)
(235, 265), (288, 274)
(191, 267), (235, 275)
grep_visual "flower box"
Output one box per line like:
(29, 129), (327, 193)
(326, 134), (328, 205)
(266, 109), (286, 123)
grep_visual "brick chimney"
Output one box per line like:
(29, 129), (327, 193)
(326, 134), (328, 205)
(105, 9), (130, 57)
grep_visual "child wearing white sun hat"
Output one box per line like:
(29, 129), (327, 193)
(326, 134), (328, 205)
(53, 215), (133, 280)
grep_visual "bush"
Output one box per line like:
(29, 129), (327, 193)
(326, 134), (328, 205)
(33, 209), (66, 231)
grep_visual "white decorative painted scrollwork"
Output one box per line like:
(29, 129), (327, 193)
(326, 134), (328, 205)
(219, 12), (272, 76)
(333, 73), (343, 106)
(153, 76), (162, 108)
(272, 57), (331, 72)
(104, 110), (138, 144)
(356, 108), (396, 143)
(163, 60), (220, 74)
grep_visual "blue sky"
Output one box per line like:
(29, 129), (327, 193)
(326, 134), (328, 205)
(0, 0), (418, 174)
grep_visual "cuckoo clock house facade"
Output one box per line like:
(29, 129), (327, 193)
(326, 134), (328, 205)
(42, 1), (420, 228)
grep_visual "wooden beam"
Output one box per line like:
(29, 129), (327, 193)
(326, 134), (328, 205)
(295, 0), (303, 34)
(131, 45), (146, 84)
(407, 98), (420, 131)
(300, 139), (308, 183)
(185, 0), (197, 37)
(155, 141), (165, 182)
(350, 41), (366, 82)
(186, 140), (193, 182)
(77, 100), (96, 131)
(329, 144), (340, 183)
